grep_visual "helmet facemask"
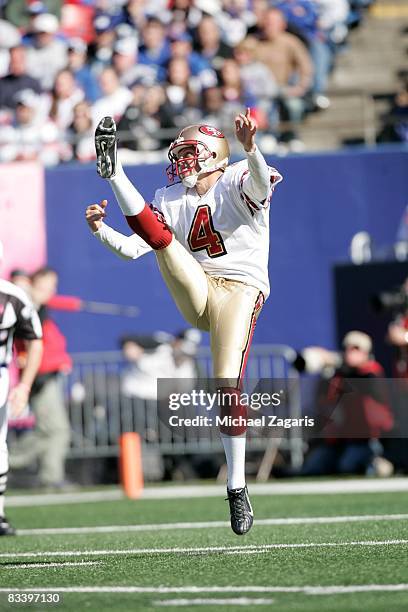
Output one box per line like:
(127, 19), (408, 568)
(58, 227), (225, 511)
(166, 140), (216, 188)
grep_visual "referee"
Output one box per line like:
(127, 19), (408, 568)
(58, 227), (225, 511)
(0, 241), (43, 535)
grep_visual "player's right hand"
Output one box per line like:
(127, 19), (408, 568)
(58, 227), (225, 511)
(85, 199), (107, 232)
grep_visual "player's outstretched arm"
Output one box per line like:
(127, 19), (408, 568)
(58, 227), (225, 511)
(235, 108), (281, 205)
(86, 200), (152, 261)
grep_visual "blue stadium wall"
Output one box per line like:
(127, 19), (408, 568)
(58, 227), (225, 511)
(45, 146), (408, 354)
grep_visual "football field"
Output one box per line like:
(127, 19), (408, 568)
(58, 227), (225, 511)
(1, 480), (408, 611)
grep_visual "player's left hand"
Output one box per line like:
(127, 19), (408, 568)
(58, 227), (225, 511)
(235, 107), (257, 153)
(8, 383), (30, 418)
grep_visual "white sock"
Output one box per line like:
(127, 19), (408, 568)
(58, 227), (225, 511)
(220, 434), (246, 490)
(109, 160), (145, 217)
(0, 494), (4, 517)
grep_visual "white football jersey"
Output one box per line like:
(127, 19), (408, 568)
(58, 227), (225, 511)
(151, 160), (282, 299)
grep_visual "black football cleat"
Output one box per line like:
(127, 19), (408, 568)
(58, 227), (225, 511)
(226, 485), (253, 535)
(95, 116), (118, 179)
(0, 516), (16, 536)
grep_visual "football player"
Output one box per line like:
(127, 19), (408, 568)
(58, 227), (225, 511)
(86, 109), (282, 534)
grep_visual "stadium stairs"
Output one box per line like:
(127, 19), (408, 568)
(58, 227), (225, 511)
(299, 0), (408, 150)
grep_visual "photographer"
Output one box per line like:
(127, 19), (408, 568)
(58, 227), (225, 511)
(386, 278), (408, 379)
(298, 331), (393, 476)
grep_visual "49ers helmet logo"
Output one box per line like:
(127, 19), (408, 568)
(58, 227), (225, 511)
(199, 125), (224, 138)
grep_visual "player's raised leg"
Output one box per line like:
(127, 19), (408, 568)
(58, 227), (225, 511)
(95, 116), (209, 328)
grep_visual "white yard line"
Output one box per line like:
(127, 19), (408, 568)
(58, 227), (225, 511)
(6, 478), (408, 507)
(16, 513), (408, 536)
(155, 598), (275, 606)
(3, 561), (100, 570)
(0, 585), (408, 595)
(6, 490), (124, 507)
(2, 539), (408, 560)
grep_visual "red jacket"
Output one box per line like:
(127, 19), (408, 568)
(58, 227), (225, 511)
(38, 318), (72, 375)
(319, 360), (394, 440)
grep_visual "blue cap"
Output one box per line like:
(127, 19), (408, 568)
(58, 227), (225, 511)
(94, 13), (119, 34)
(170, 31), (192, 43)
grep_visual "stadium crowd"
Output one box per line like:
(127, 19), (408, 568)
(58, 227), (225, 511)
(0, 0), (374, 164)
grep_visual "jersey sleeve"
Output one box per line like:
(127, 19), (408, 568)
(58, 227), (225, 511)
(231, 160), (283, 219)
(94, 223), (152, 261)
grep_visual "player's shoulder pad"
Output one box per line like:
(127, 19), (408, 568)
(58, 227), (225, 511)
(0, 278), (33, 306)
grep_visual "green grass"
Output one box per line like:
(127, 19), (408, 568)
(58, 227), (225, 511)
(1, 489), (408, 611)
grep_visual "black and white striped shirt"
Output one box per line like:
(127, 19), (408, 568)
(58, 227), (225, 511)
(0, 279), (42, 367)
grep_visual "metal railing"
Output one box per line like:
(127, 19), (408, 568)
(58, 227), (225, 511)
(63, 344), (304, 468)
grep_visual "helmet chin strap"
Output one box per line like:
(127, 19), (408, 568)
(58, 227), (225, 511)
(181, 174), (198, 188)
(180, 159), (228, 189)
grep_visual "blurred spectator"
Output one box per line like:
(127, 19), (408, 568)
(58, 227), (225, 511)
(169, 0), (207, 32)
(25, 13), (67, 91)
(0, 45), (42, 110)
(273, 0), (332, 109)
(169, 31), (217, 90)
(123, 0), (150, 31)
(138, 17), (171, 82)
(383, 277), (408, 472)
(162, 57), (201, 127)
(10, 267), (72, 489)
(378, 77), (408, 144)
(9, 269), (31, 294)
(171, 328), (202, 380)
(219, 58), (257, 114)
(112, 37), (156, 88)
(234, 37), (279, 130)
(67, 100), (96, 163)
(0, 89), (63, 166)
(91, 66), (132, 125)
(256, 7), (313, 147)
(48, 68), (84, 131)
(195, 15), (233, 71)
(300, 331), (393, 476)
(121, 335), (173, 400)
(117, 83), (174, 151)
(387, 278), (408, 378)
(87, 13), (119, 74)
(201, 86), (228, 129)
(67, 38), (101, 103)
(5, 0), (62, 30)
(247, 0), (269, 37)
(0, 20), (22, 77)
(201, 85), (250, 138)
(314, 0), (349, 47)
(217, 0), (257, 47)
(121, 329), (201, 400)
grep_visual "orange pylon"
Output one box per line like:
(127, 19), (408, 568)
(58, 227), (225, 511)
(119, 432), (144, 499)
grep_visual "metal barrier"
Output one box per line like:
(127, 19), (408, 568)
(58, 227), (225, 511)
(64, 345), (304, 468)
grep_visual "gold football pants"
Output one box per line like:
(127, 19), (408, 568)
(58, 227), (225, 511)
(156, 238), (264, 384)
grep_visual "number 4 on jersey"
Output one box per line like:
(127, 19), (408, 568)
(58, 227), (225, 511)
(187, 205), (227, 258)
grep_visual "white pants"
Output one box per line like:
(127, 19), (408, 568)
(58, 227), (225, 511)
(156, 238), (264, 385)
